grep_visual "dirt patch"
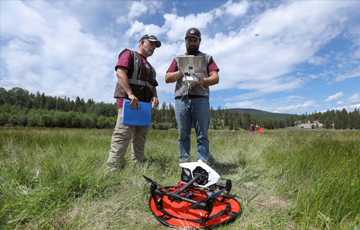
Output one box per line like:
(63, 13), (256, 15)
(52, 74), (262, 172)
(296, 120), (323, 129)
(252, 194), (292, 211)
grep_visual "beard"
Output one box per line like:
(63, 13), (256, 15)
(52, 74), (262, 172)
(143, 43), (154, 56)
(186, 44), (199, 55)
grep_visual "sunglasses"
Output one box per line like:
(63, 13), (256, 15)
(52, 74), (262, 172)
(141, 34), (158, 41)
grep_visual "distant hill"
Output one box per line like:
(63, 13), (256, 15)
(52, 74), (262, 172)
(229, 108), (294, 121)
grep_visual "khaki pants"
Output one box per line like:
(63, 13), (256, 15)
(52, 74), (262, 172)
(107, 108), (149, 171)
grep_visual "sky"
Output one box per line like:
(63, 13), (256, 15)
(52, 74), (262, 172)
(1, 0), (360, 115)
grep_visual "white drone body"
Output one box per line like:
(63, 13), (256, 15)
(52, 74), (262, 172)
(179, 160), (220, 188)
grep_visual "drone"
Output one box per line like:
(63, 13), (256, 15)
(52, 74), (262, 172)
(143, 160), (242, 228)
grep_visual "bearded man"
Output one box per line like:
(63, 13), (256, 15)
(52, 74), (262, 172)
(107, 35), (161, 172)
(165, 28), (219, 166)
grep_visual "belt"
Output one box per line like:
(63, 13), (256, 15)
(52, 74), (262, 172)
(175, 95), (205, 99)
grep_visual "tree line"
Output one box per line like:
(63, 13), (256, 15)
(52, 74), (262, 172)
(0, 87), (359, 130)
(295, 109), (360, 130)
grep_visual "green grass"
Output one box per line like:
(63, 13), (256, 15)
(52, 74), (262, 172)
(0, 127), (359, 229)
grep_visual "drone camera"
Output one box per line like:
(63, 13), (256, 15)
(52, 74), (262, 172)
(181, 168), (192, 182)
(193, 166), (209, 186)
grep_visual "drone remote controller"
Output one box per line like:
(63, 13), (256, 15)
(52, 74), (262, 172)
(179, 66), (198, 87)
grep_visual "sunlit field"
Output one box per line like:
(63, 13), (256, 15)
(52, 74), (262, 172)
(0, 127), (359, 229)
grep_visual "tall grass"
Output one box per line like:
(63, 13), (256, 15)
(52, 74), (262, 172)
(0, 127), (359, 229)
(263, 132), (360, 229)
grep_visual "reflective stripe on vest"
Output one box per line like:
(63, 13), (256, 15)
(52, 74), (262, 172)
(129, 53), (153, 90)
(128, 79), (153, 90)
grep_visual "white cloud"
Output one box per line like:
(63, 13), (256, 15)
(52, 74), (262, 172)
(51, 90), (66, 97)
(324, 92), (344, 102)
(337, 93), (360, 105)
(308, 74), (319, 79)
(1, 1), (50, 39)
(324, 104), (360, 112)
(334, 65), (360, 82)
(225, 100), (263, 109)
(308, 56), (327, 65)
(163, 13), (214, 41)
(274, 100), (317, 113)
(128, 1), (148, 19)
(348, 93), (360, 104)
(224, 92), (262, 101)
(1, 1), (116, 102)
(197, 0), (357, 96)
(116, 1), (162, 24)
(116, 16), (127, 24)
(224, 1), (250, 17)
(125, 20), (164, 39)
(286, 95), (305, 100)
(350, 104), (360, 109)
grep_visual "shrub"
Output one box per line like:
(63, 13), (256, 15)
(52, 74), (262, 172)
(26, 109), (40, 127)
(108, 116), (116, 129)
(65, 111), (77, 128)
(97, 116), (110, 129)
(0, 112), (9, 126)
(53, 111), (66, 127)
(8, 110), (21, 126)
(39, 113), (53, 127)
(71, 113), (82, 128)
(81, 114), (94, 129)
(153, 122), (170, 130)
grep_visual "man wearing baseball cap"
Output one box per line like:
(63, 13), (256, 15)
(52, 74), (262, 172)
(107, 34), (161, 172)
(165, 27), (220, 166)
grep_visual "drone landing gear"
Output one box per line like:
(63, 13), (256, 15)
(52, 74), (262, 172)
(144, 175), (241, 229)
(147, 186), (241, 228)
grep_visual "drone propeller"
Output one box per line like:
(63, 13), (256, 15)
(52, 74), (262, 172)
(189, 188), (226, 210)
(143, 175), (169, 192)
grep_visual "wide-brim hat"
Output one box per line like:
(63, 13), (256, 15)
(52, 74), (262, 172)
(139, 34), (161, 47)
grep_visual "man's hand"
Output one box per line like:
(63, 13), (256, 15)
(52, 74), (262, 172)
(151, 96), (159, 108)
(194, 76), (204, 88)
(128, 93), (140, 109)
(193, 70), (219, 88)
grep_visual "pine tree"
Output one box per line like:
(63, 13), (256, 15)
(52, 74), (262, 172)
(168, 103), (176, 127)
(340, 108), (348, 129)
(279, 120), (285, 128)
(213, 115), (217, 130)
(160, 102), (167, 123)
(229, 117), (234, 130)
(45, 97), (52, 110)
(40, 93), (46, 109)
(35, 91), (41, 109)
(334, 116), (341, 129)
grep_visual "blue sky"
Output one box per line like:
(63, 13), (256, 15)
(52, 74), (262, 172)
(1, 0), (360, 115)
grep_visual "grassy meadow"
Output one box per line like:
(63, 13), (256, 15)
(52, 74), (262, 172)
(0, 127), (359, 229)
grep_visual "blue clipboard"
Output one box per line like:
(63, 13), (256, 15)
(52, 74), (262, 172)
(122, 99), (152, 127)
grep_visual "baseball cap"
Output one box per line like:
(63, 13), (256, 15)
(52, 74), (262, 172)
(139, 34), (161, 47)
(185, 27), (201, 40)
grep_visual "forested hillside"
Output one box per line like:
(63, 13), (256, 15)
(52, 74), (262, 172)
(1, 87), (359, 130)
(229, 108), (293, 121)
